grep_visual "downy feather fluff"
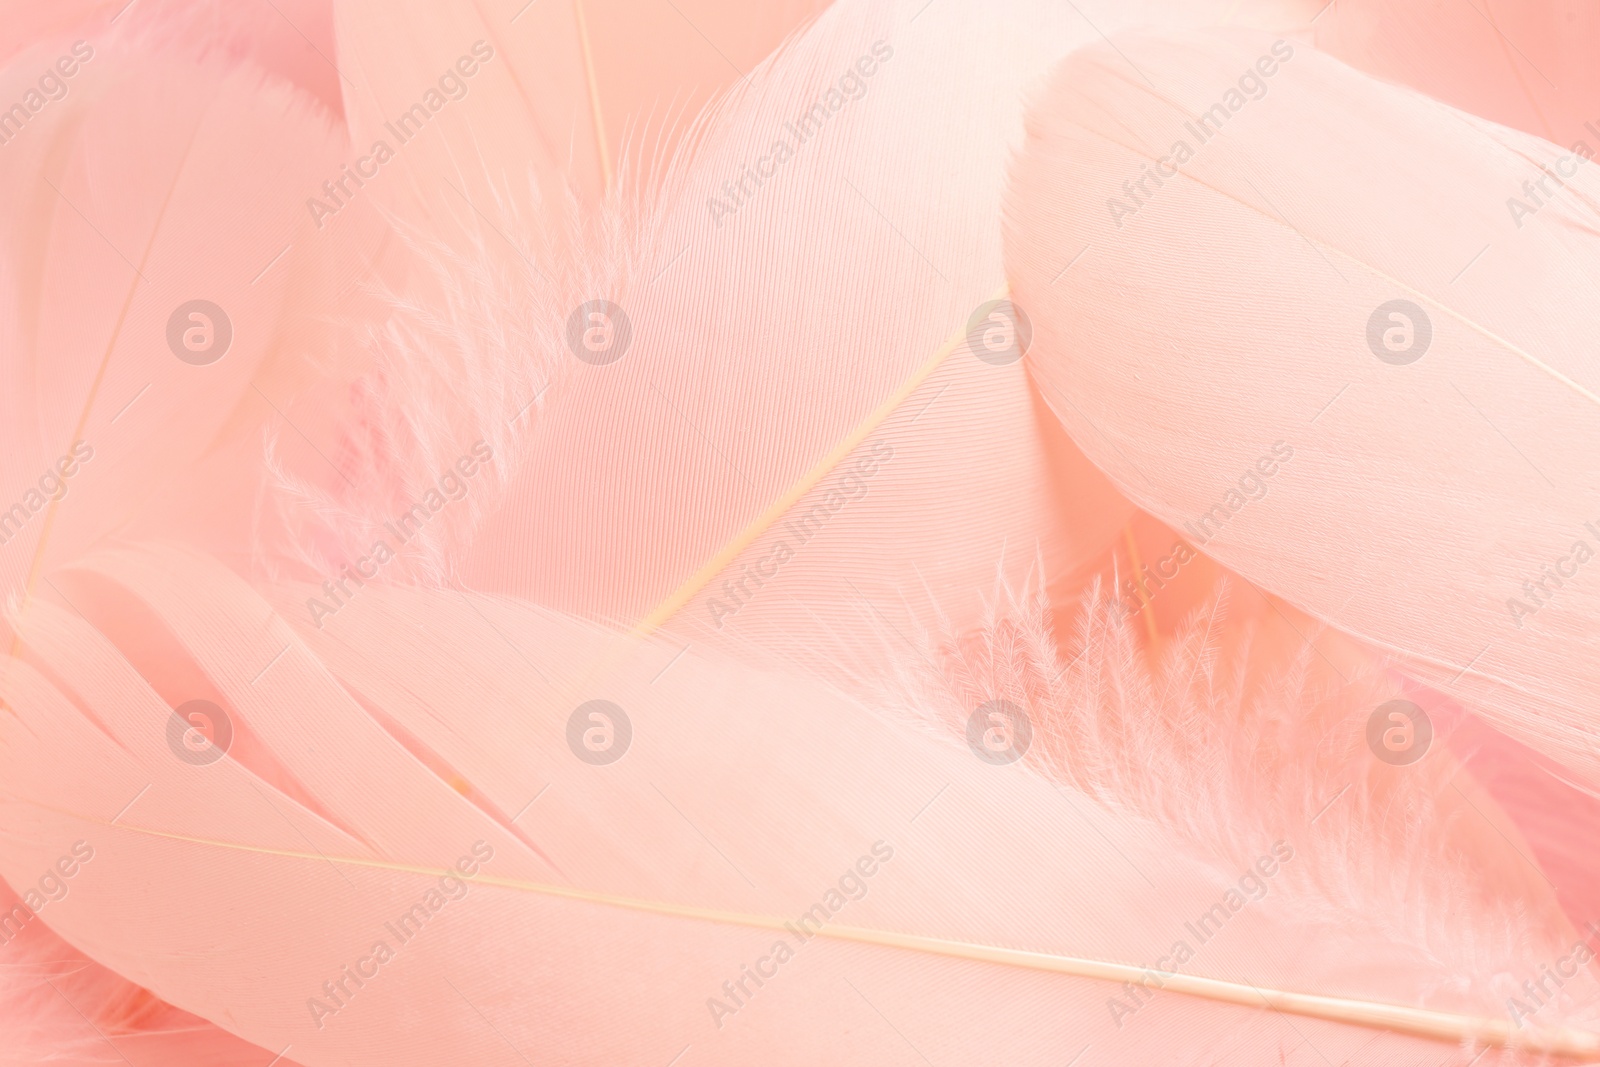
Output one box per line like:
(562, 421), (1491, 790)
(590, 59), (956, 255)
(0, 543), (1592, 1065)
(1004, 27), (1600, 791)
(1, 3), (1596, 1065)
(299, 0), (1157, 692)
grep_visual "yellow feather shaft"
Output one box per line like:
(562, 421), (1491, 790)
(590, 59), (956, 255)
(92, 816), (1600, 1061)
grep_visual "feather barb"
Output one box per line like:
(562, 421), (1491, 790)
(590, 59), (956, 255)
(629, 285), (1009, 641)
(90, 815), (1600, 1062)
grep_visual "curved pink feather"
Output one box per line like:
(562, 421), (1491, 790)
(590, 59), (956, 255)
(1005, 27), (1600, 790)
(0, 0), (1595, 1063)
(0, 543), (1586, 1064)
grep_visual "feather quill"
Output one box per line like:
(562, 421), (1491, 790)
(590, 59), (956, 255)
(0, 543), (1594, 1064)
(1003, 27), (1600, 790)
(333, 0), (832, 213)
(301, 0), (1157, 691)
(0, 34), (371, 598)
(4, 6), (1597, 1066)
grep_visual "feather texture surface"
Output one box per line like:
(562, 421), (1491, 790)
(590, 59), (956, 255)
(0, 0), (344, 111)
(359, 0), (1147, 688)
(0, 32), (373, 599)
(0, 1), (1596, 1064)
(0, 544), (1593, 1065)
(1004, 26), (1600, 790)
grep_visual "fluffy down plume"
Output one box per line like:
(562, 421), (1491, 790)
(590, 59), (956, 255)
(296, 0), (1160, 691)
(1004, 27), (1600, 791)
(0, 0), (1596, 1064)
(0, 543), (1592, 1065)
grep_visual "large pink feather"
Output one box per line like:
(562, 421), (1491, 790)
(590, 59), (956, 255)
(1, 3), (1596, 1064)
(0, 543), (1590, 1064)
(297, 0), (1147, 692)
(0, 34), (371, 593)
(1004, 27), (1600, 791)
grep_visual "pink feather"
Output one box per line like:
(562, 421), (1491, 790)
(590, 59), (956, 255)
(0, 2), (1595, 1064)
(1004, 26), (1600, 793)
(0, 543), (1590, 1064)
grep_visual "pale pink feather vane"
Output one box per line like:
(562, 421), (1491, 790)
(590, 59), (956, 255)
(0, 0), (1597, 1065)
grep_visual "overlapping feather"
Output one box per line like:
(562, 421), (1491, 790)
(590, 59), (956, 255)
(292, 0), (1161, 692)
(0, 544), (1593, 1064)
(0, 1), (1596, 1064)
(1004, 26), (1600, 791)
